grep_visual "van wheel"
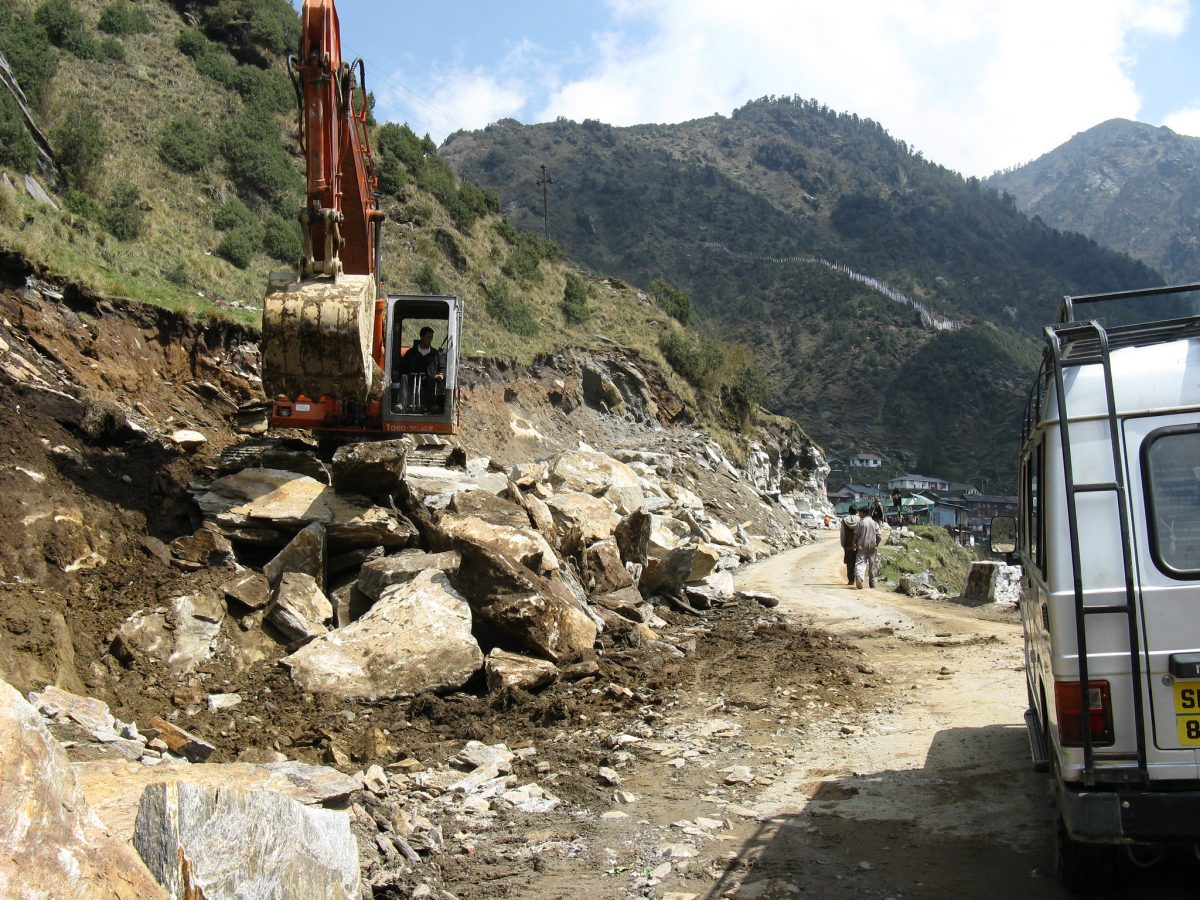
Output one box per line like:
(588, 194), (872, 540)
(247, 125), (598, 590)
(1056, 815), (1116, 893)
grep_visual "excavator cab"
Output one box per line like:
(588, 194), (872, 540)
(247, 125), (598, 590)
(382, 294), (462, 434)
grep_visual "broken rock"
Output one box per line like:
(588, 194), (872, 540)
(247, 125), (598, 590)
(330, 438), (409, 497)
(262, 521), (327, 591)
(282, 570), (483, 701)
(357, 549), (461, 602)
(0, 678), (165, 899)
(484, 648), (558, 693)
(266, 572), (332, 643)
(132, 782), (359, 900)
(453, 542), (597, 663)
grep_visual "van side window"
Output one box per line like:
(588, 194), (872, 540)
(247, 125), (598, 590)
(1023, 440), (1046, 577)
(1142, 425), (1200, 577)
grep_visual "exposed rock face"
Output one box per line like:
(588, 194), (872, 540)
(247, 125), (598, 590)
(282, 570), (483, 700)
(132, 782), (360, 900)
(453, 543), (597, 663)
(266, 572), (332, 643)
(961, 561), (1022, 606)
(194, 469), (415, 549)
(330, 439), (409, 497)
(221, 570), (271, 611)
(0, 678), (166, 899)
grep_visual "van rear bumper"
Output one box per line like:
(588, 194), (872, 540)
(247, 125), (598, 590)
(1061, 785), (1200, 843)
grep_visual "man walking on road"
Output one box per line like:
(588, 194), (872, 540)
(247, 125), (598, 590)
(853, 510), (881, 589)
(839, 505), (861, 586)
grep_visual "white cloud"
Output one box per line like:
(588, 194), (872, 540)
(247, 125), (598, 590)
(530, 0), (1189, 176)
(1164, 106), (1200, 136)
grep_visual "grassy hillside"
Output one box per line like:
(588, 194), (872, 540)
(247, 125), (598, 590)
(0, 0), (773, 436)
(440, 98), (1165, 486)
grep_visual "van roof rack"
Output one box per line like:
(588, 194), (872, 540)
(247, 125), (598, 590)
(1059, 281), (1200, 324)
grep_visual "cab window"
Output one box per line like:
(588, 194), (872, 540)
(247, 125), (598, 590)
(1142, 425), (1200, 578)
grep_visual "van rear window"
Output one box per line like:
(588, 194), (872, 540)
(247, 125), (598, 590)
(1143, 425), (1200, 577)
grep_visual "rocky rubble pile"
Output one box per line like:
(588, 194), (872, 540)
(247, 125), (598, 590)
(104, 436), (809, 708)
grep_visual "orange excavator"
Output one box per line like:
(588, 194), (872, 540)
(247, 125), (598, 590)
(261, 0), (461, 437)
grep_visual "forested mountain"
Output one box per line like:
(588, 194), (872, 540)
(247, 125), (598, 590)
(0, 0), (781, 437)
(985, 119), (1200, 284)
(441, 99), (1161, 487)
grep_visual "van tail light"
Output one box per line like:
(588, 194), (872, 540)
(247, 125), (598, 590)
(1055, 680), (1114, 747)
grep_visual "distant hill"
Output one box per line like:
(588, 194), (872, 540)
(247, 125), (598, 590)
(441, 98), (1162, 486)
(985, 118), (1200, 284)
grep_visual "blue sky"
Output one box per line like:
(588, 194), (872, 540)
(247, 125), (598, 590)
(303, 0), (1200, 178)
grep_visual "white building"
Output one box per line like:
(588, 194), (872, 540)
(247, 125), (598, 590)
(849, 453), (883, 469)
(887, 473), (951, 491)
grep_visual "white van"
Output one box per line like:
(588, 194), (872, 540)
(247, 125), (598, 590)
(1000, 283), (1200, 891)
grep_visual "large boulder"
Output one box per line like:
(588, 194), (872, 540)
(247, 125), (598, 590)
(266, 572), (332, 643)
(581, 539), (634, 594)
(447, 490), (531, 529)
(75, 759), (360, 844)
(640, 546), (698, 594)
(648, 514), (691, 559)
(194, 469), (415, 549)
(262, 522), (327, 591)
(282, 570), (483, 701)
(434, 513), (558, 575)
(356, 549), (461, 602)
(0, 678), (166, 899)
(613, 508), (651, 566)
(330, 439), (409, 497)
(544, 491), (621, 552)
(132, 782), (360, 900)
(403, 465), (508, 510)
(453, 543), (597, 663)
(548, 449), (644, 514)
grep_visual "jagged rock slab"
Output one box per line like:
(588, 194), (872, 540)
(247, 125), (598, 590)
(0, 678), (166, 899)
(434, 512), (558, 574)
(133, 782), (359, 900)
(582, 538), (634, 594)
(484, 648), (558, 692)
(357, 549), (461, 602)
(544, 491), (621, 551)
(614, 508), (651, 566)
(147, 717), (215, 763)
(194, 468), (415, 549)
(262, 522), (327, 590)
(453, 542), (597, 663)
(282, 570), (483, 701)
(267, 572), (332, 642)
(404, 465), (508, 509)
(330, 439), (410, 496)
(75, 759), (360, 843)
(221, 570), (271, 611)
(447, 489), (531, 529)
(548, 448), (644, 514)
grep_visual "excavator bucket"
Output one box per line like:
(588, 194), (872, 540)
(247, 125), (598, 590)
(261, 271), (380, 402)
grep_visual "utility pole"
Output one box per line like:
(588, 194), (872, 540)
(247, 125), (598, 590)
(536, 162), (553, 239)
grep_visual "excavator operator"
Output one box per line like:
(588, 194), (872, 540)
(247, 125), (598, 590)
(397, 327), (445, 412)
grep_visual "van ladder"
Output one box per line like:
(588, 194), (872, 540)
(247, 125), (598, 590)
(1046, 319), (1147, 786)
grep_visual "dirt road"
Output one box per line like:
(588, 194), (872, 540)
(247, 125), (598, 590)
(483, 532), (1199, 899)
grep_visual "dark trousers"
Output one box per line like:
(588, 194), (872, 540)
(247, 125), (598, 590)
(843, 549), (855, 585)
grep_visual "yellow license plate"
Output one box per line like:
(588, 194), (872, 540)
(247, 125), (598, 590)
(1174, 683), (1200, 745)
